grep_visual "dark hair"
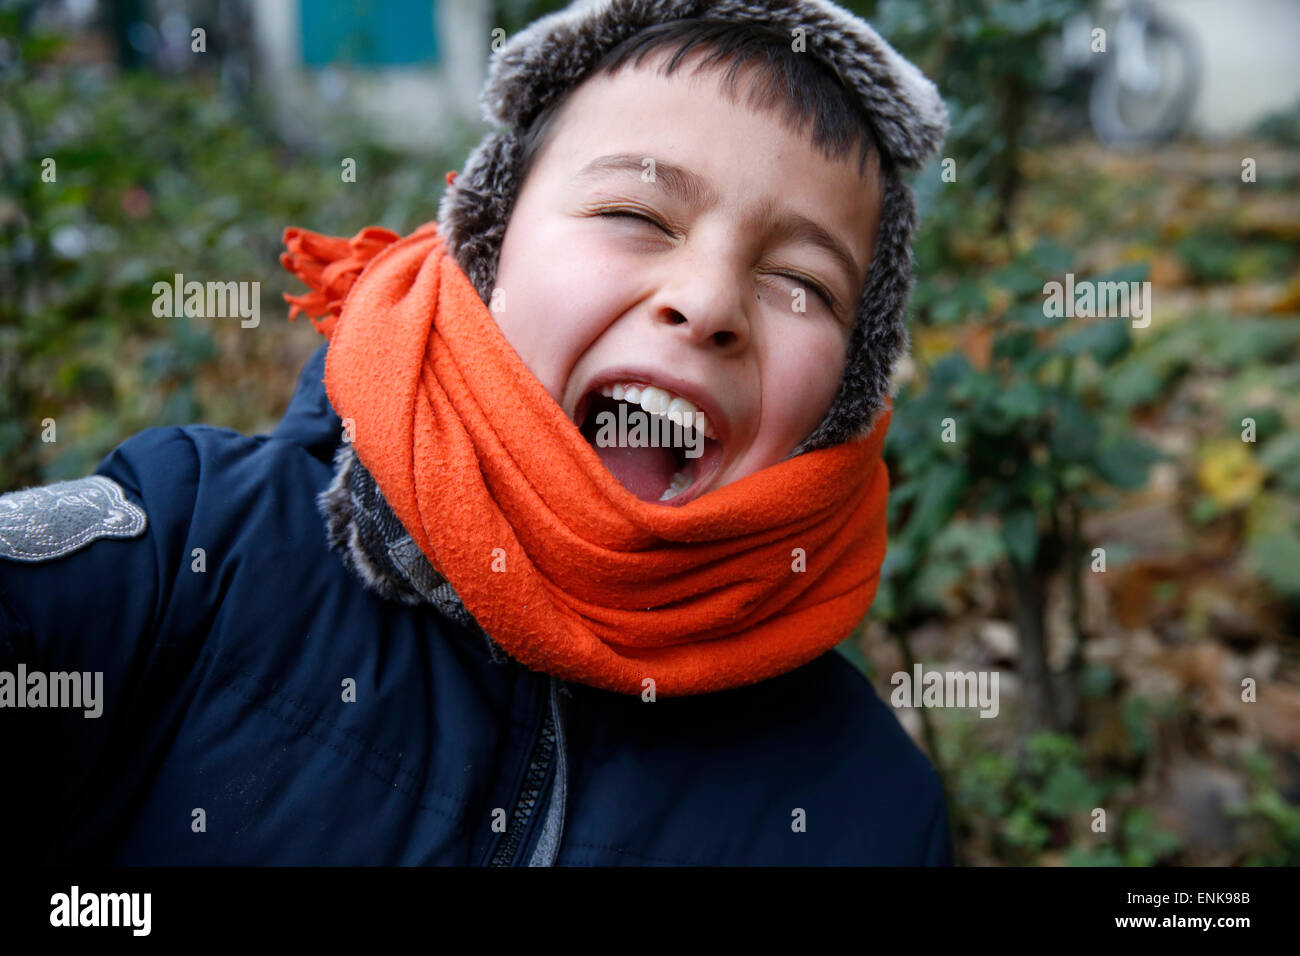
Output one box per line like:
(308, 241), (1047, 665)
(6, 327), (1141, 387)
(515, 18), (887, 189)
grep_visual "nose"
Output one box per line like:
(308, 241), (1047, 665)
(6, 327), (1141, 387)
(650, 254), (752, 352)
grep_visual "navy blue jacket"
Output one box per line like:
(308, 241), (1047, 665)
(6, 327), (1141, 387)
(0, 345), (953, 866)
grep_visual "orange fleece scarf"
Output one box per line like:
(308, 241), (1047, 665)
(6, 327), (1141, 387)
(282, 219), (893, 697)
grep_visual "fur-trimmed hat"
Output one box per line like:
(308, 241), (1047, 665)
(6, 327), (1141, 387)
(436, 0), (947, 454)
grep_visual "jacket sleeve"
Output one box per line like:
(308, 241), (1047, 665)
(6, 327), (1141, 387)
(0, 427), (200, 854)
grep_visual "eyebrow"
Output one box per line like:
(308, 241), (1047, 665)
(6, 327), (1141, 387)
(571, 152), (865, 293)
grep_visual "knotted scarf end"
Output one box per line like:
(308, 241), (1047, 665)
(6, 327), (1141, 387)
(280, 225), (403, 339)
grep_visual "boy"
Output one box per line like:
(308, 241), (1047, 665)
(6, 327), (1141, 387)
(0, 0), (951, 865)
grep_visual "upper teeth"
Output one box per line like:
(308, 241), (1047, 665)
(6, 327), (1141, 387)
(598, 383), (718, 440)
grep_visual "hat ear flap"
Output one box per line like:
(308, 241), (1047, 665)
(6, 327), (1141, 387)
(436, 130), (525, 307)
(790, 170), (917, 457)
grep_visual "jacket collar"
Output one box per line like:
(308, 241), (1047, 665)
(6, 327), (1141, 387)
(275, 345), (510, 665)
(271, 344), (343, 466)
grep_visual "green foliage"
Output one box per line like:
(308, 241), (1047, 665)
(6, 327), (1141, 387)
(1221, 750), (1300, 866)
(491, 0), (571, 36)
(861, 0), (1090, 235)
(1066, 807), (1183, 867)
(947, 724), (1108, 863)
(1245, 516), (1300, 600)
(0, 16), (476, 489)
(945, 718), (1188, 865)
(857, 0), (1175, 633)
(1175, 228), (1297, 285)
(1252, 96), (1300, 149)
(1120, 694), (1155, 758)
(877, 241), (1166, 619)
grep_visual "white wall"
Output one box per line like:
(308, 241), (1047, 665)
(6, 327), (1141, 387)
(248, 0), (491, 150)
(1151, 0), (1300, 138)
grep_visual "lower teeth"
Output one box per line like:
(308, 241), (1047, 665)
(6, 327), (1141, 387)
(657, 469), (692, 502)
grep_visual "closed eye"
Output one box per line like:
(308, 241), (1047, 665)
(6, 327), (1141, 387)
(768, 272), (837, 312)
(594, 207), (841, 316)
(594, 208), (672, 233)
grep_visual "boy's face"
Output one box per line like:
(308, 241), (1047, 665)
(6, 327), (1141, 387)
(491, 50), (882, 505)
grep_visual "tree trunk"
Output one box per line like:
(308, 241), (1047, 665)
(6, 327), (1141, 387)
(1008, 525), (1066, 734)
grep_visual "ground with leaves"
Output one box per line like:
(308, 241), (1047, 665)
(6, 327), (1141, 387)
(853, 140), (1300, 866)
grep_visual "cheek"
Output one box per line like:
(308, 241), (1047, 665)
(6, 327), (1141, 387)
(760, 324), (846, 437)
(492, 225), (627, 396)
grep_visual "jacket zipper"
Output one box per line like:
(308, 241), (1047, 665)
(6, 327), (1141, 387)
(489, 690), (558, 866)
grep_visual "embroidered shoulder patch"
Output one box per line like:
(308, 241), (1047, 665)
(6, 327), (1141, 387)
(0, 475), (148, 563)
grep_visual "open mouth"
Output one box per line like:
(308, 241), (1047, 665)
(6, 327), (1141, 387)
(573, 381), (726, 506)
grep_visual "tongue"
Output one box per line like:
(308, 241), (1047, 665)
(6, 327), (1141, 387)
(593, 441), (679, 502)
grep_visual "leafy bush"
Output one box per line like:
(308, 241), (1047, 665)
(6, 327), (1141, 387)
(0, 14), (475, 489)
